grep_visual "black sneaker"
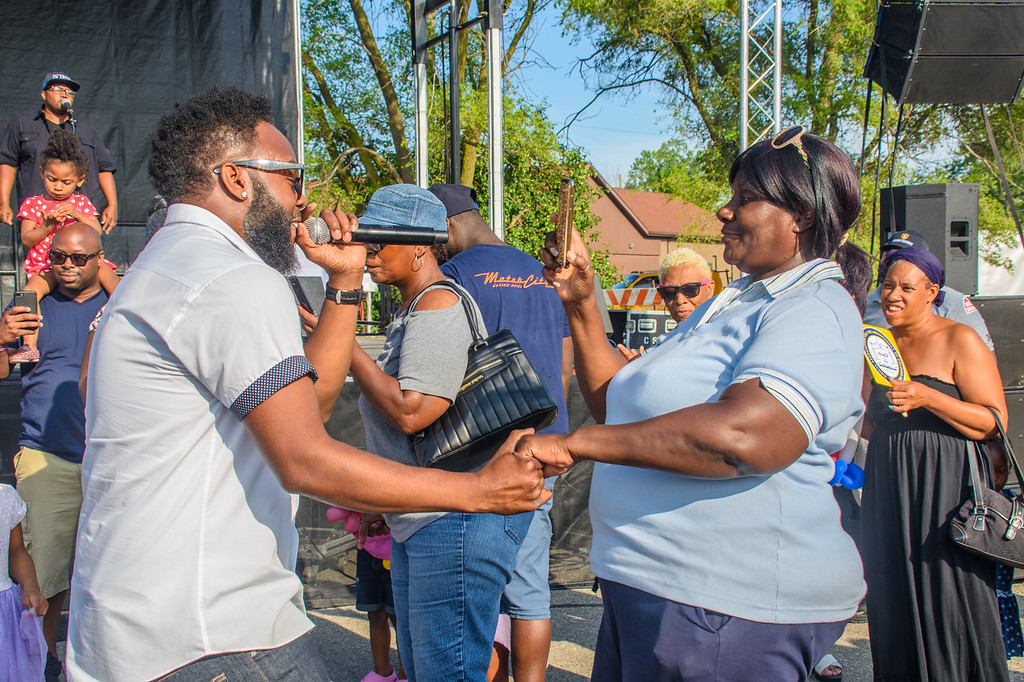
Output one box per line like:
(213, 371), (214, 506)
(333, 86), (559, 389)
(44, 652), (62, 682)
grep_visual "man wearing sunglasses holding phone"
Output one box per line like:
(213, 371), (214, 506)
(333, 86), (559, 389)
(0, 71), (118, 231)
(0, 222), (107, 682)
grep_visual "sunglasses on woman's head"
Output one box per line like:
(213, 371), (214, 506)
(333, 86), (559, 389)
(657, 281), (709, 300)
(48, 249), (99, 266)
(771, 125), (810, 169)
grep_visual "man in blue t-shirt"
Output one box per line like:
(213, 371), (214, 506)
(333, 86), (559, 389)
(0, 222), (108, 680)
(429, 183), (571, 682)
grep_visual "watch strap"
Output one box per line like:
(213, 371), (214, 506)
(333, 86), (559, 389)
(324, 285), (363, 305)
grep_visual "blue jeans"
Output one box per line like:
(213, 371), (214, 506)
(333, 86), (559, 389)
(390, 512), (531, 682)
(156, 632), (328, 681)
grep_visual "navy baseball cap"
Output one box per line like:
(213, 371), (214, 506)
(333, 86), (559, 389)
(42, 72), (80, 92)
(427, 183), (480, 218)
(359, 184), (447, 229)
(883, 229), (930, 252)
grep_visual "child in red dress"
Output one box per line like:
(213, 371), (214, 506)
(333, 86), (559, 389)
(9, 129), (117, 363)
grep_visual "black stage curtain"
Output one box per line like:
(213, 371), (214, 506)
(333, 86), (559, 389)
(0, 0), (300, 288)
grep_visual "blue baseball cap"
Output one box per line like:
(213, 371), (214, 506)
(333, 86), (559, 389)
(427, 183), (480, 218)
(360, 184), (447, 229)
(42, 71), (80, 92)
(883, 229), (930, 252)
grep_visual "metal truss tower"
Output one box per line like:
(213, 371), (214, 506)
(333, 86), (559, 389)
(739, 0), (783, 150)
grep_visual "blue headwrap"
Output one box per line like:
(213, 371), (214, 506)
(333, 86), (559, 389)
(880, 247), (946, 307)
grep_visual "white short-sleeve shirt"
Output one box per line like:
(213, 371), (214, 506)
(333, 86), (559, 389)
(67, 204), (317, 682)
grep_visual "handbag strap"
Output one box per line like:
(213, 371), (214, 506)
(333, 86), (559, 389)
(406, 280), (486, 345)
(963, 407), (1020, 522)
(965, 439), (986, 520)
(988, 406), (1024, 492)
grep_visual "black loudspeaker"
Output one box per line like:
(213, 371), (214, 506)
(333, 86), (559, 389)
(880, 183), (980, 294)
(973, 296), (1024, 388)
(865, 1), (1024, 104)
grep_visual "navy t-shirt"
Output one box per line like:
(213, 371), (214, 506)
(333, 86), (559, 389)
(441, 243), (570, 435)
(17, 288), (108, 462)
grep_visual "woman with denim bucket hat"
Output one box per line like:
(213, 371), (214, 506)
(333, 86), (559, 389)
(518, 128), (868, 680)
(349, 184), (534, 681)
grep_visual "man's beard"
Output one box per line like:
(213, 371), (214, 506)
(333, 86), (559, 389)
(243, 176), (297, 274)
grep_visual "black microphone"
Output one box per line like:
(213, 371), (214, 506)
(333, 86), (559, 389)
(59, 100), (73, 114)
(304, 216), (448, 246)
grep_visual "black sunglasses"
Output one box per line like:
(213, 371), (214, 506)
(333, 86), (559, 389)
(657, 280), (710, 300)
(364, 243), (384, 253)
(214, 159), (305, 196)
(48, 249), (100, 266)
(771, 125), (810, 170)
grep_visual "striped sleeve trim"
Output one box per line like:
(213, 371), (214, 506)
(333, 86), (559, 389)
(230, 355), (318, 420)
(734, 369), (820, 445)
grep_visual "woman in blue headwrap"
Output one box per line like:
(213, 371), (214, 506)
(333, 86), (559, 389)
(861, 247), (1008, 681)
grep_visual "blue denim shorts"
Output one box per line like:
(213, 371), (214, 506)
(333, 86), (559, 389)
(355, 548), (395, 615)
(501, 479), (554, 620)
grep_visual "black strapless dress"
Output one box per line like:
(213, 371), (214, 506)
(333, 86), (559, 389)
(861, 376), (1007, 681)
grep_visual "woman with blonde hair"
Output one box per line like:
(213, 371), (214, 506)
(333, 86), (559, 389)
(657, 247), (714, 323)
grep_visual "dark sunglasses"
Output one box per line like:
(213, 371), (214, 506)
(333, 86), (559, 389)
(364, 243), (384, 253)
(657, 280), (710, 300)
(48, 249), (100, 266)
(771, 125), (810, 170)
(214, 159), (305, 196)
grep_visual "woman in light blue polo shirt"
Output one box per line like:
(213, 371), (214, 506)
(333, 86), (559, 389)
(519, 127), (866, 680)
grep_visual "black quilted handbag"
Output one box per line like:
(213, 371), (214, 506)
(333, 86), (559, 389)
(412, 282), (558, 472)
(948, 408), (1024, 568)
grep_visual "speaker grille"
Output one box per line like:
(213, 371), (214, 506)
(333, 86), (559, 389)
(866, 0), (1024, 103)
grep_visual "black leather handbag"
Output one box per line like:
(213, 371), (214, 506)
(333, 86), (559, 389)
(948, 408), (1024, 568)
(412, 281), (558, 472)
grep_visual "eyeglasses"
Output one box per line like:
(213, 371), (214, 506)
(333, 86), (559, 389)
(48, 249), (99, 266)
(47, 86), (75, 96)
(771, 125), (810, 169)
(213, 159), (304, 196)
(657, 280), (710, 300)
(364, 243), (384, 253)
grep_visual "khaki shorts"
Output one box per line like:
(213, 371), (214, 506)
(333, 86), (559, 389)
(14, 446), (82, 598)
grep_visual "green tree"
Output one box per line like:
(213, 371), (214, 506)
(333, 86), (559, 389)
(627, 140), (728, 213)
(301, 0), (618, 283)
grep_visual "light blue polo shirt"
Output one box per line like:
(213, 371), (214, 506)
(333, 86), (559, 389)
(590, 259), (866, 624)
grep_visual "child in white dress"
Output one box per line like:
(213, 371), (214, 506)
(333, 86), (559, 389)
(0, 483), (48, 681)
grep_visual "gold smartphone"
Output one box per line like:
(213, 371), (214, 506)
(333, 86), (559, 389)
(555, 177), (575, 268)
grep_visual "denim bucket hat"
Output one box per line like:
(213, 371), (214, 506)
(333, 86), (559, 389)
(360, 184), (448, 229)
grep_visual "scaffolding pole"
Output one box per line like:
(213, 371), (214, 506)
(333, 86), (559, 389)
(740, 0), (783, 150)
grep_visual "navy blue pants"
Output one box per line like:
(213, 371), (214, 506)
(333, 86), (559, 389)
(591, 579), (848, 682)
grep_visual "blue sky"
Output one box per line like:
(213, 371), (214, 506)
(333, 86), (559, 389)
(508, 6), (674, 187)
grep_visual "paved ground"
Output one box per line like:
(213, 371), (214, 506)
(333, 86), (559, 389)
(309, 586), (1024, 682)
(51, 585), (1024, 681)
